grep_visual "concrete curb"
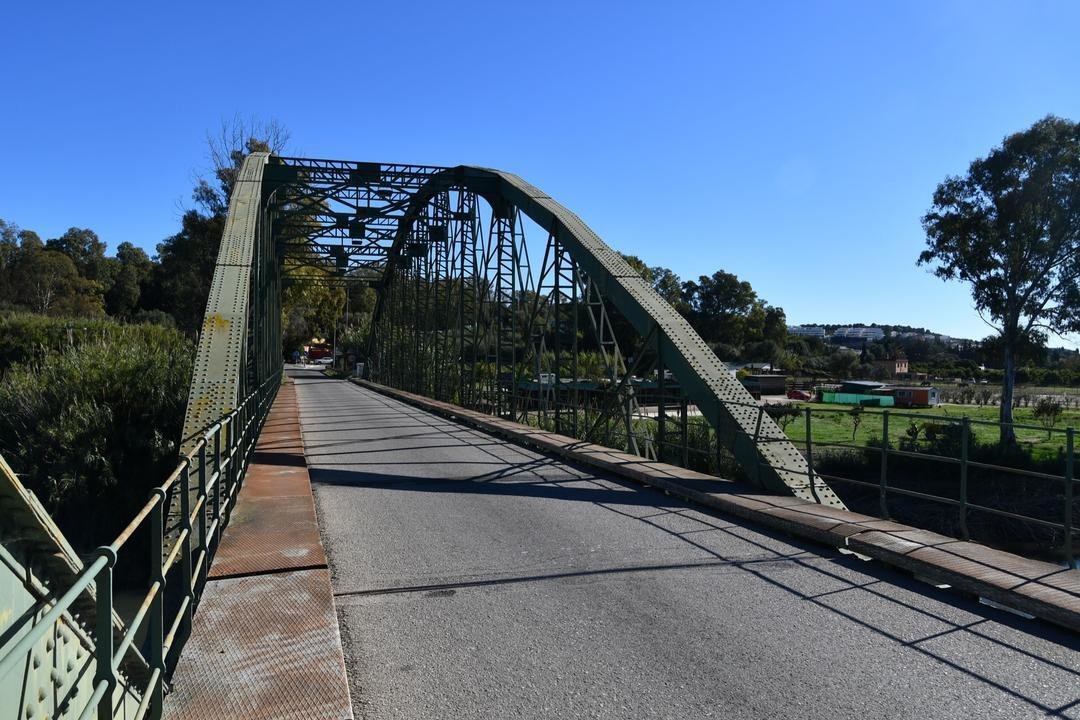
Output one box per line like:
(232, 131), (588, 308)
(351, 377), (1080, 634)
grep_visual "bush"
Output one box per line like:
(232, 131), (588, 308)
(0, 322), (194, 553)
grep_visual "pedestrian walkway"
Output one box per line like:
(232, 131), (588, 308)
(163, 378), (352, 720)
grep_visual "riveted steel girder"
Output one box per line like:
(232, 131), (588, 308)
(180, 153), (273, 449)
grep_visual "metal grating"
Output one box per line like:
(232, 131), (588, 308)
(162, 569), (352, 720)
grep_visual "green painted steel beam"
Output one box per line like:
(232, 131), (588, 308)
(372, 166), (844, 507)
(181, 152), (271, 450)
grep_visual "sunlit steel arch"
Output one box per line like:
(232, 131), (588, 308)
(371, 165), (844, 507)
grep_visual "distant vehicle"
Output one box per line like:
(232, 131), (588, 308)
(307, 344), (333, 360)
(315, 357), (333, 366)
(787, 389), (811, 401)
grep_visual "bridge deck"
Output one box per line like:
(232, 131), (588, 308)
(294, 370), (1079, 720)
(164, 378), (353, 720)
(360, 380), (1080, 632)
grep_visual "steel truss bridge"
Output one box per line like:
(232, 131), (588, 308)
(182, 152), (843, 517)
(6, 153), (1078, 720)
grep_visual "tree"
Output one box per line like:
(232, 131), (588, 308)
(827, 350), (859, 378)
(848, 406), (863, 441)
(764, 403), (801, 434)
(681, 270), (758, 344)
(151, 117), (290, 333)
(105, 242), (153, 317)
(0, 220), (21, 307)
(617, 253), (688, 313)
(1032, 397), (1063, 439)
(16, 249), (102, 316)
(649, 265), (688, 314)
(149, 211), (225, 332)
(281, 266), (345, 352)
(762, 305), (787, 346)
(46, 227), (110, 282)
(193, 116), (290, 215)
(918, 116), (1080, 444)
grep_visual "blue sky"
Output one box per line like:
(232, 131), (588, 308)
(2, 1), (1078, 342)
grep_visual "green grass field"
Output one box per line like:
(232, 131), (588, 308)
(776, 402), (1079, 461)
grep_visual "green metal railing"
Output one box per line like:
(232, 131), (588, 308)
(630, 398), (1078, 568)
(512, 381), (1078, 565)
(763, 402), (1079, 568)
(0, 373), (279, 720)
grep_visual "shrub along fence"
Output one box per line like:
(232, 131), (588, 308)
(0, 317), (193, 573)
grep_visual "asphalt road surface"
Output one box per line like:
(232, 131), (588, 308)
(291, 370), (1080, 720)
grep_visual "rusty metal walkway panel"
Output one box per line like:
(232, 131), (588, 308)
(374, 166), (843, 507)
(165, 380), (351, 719)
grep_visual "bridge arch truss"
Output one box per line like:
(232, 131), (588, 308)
(181, 156), (843, 517)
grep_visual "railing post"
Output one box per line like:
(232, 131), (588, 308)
(213, 428), (222, 529)
(716, 411), (724, 476)
(93, 547), (117, 720)
(959, 417), (970, 540)
(805, 407), (818, 501)
(656, 350), (666, 461)
(752, 406), (764, 486)
(197, 442), (209, 591)
(226, 417), (236, 502)
(1066, 428), (1075, 570)
(149, 490), (166, 720)
(179, 458), (194, 651)
(680, 399), (689, 467)
(879, 410), (889, 518)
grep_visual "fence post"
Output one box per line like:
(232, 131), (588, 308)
(149, 490), (166, 720)
(879, 410), (889, 518)
(959, 417), (970, 540)
(93, 547), (117, 720)
(1067, 428), (1075, 570)
(805, 407), (817, 501)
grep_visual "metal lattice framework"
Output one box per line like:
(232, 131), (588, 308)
(180, 156), (844, 535)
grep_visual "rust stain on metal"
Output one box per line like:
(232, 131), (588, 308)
(165, 378), (352, 718)
(164, 569), (352, 720)
(208, 496), (325, 578)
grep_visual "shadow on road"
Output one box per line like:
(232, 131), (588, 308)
(296, 373), (1080, 717)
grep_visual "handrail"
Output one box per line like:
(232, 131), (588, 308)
(0, 370), (281, 720)
(637, 394), (1077, 566)
(524, 387), (1076, 565)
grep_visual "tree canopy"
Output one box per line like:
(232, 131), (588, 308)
(918, 115), (1080, 442)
